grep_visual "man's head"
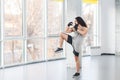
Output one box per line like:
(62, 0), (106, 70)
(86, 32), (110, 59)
(75, 16), (87, 28)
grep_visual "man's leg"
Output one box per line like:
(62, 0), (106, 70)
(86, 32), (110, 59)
(55, 32), (68, 53)
(59, 32), (68, 48)
(75, 56), (80, 73)
(73, 56), (80, 78)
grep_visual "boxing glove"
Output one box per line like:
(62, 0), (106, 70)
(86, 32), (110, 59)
(67, 22), (73, 27)
(74, 24), (78, 31)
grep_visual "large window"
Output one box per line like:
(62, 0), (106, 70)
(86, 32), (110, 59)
(4, 0), (23, 65)
(0, 0), (65, 67)
(81, 2), (100, 55)
(26, 0), (45, 62)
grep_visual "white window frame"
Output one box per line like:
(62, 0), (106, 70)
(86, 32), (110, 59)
(0, 0), (66, 68)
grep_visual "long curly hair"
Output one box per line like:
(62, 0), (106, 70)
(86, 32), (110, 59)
(75, 16), (87, 28)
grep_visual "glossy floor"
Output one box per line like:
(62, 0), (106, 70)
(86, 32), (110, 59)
(0, 56), (120, 80)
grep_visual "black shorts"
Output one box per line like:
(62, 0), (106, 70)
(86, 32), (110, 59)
(73, 50), (79, 56)
(67, 35), (79, 56)
(67, 35), (72, 45)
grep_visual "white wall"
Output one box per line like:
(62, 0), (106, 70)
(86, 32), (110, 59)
(101, 0), (115, 54)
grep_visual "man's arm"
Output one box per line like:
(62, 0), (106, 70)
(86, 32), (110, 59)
(77, 25), (88, 36)
(65, 26), (75, 33)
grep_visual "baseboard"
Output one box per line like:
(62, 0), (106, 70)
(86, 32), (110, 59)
(101, 53), (115, 56)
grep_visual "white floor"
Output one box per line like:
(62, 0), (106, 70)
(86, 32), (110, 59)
(0, 60), (67, 80)
(0, 56), (120, 80)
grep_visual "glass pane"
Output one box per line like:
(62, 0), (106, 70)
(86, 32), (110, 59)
(26, 0), (44, 37)
(48, 0), (63, 35)
(82, 3), (99, 47)
(47, 38), (63, 59)
(27, 39), (44, 62)
(4, 40), (23, 65)
(82, 3), (99, 55)
(4, 0), (22, 37)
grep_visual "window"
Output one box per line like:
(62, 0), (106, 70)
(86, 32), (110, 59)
(4, 40), (23, 65)
(48, 0), (63, 35)
(26, 0), (44, 37)
(3, 0), (23, 66)
(4, 0), (22, 37)
(47, 38), (63, 59)
(27, 39), (44, 62)
(26, 0), (45, 62)
(47, 0), (64, 59)
(0, 0), (65, 67)
(82, 2), (100, 55)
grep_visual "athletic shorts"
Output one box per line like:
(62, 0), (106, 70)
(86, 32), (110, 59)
(73, 50), (79, 56)
(67, 35), (72, 45)
(67, 35), (79, 56)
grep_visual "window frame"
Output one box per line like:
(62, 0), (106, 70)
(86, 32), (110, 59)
(0, 0), (66, 67)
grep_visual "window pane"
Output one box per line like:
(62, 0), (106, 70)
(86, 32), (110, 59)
(26, 0), (44, 37)
(4, 0), (22, 37)
(82, 3), (99, 47)
(82, 3), (99, 55)
(47, 38), (63, 59)
(48, 0), (63, 35)
(4, 40), (23, 65)
(27, 39), (44, 62)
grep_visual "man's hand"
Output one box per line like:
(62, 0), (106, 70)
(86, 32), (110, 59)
(67, 22), (73, 27)
(74, 24), (78, 31)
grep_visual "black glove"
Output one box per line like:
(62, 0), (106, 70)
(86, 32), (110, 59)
(67, 22), (73, 27)
(74, 24), (78, 31)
